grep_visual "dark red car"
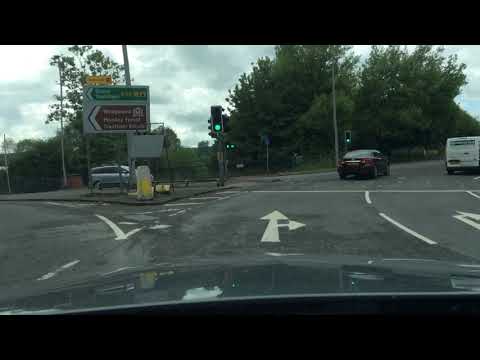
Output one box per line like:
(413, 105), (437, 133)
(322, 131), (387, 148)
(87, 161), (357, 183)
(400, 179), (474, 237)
(337, 149), (390, 179)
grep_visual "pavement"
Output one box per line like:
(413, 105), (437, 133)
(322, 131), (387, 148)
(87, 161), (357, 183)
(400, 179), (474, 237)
(3, 160), (480, 302)
(0, 182), (234, 205)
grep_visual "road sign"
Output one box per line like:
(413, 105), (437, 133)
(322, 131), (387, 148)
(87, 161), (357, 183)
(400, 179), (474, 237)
(260, 210), (305, 242)
(85, 105), (148, 133)
(83, 85), (150, 134)
(85, 86), (148, 102)
(86, 75), (112, 85)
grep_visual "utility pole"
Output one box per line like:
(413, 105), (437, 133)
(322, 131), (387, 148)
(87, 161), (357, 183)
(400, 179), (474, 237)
(122, 45), (135, 190)
(332, 57), (339, 166)
(3, 134), (11, 193)
(58, 60), (68, 188)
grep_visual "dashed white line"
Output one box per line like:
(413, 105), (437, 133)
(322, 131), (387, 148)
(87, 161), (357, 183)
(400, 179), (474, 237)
(37, 259), (80, 281)
(379, 213), (437, 245)
(466, 191), (480, 199)
(189, 197), (223, 200)
(169, 209), (186, 217)
(164, 202), (201, 206)
(118, 222), (138, 225)
(149, 224), (171, 230)
(365, 191), (372, 204)
(60, 260), (80, 269)
(216, 191), (241, 194)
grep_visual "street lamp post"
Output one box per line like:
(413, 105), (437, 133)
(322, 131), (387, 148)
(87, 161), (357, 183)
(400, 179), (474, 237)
(332, 58), (339, 167)
(122, 45), (135, 190)
(58, 60), (68, 188)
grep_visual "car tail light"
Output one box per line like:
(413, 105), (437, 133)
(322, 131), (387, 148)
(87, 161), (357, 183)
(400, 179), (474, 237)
(360, 158), (374, 166)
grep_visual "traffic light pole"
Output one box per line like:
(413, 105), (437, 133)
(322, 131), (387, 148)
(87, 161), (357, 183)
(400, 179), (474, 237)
(217, 135), (225, 187)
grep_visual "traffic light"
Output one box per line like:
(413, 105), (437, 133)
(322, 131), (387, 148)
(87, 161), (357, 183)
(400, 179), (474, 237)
(222, 114), (230, 133)
(345, 130), (352, 144)
(211, 105), (223, 133)
(207, 117), (217, 138)
(226, 143), (236, 150)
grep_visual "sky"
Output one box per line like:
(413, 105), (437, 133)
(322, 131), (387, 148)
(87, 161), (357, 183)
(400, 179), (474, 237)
(1, 45), (480, 147)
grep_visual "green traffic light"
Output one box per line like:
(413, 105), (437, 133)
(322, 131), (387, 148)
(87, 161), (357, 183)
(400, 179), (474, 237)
(214, 124), (222, 131)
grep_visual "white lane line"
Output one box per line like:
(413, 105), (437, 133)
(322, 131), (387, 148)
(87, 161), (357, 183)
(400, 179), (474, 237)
(164, 202), (201, 206)
(118, 221), (138, 225)
(168, 209), (187, 217)
(102, 266), (136, 276)
(60, 259), (80, 269)
(474, 176), (480, 180)
(216, 196), (231, 201)
(189, 197), (223, 200)
(379, 213), (437, 245)
(216, 191), (241, 194)
(37, 259), (80, 281)
(149, 224), (171, 230)
(365, 191), (372, 204)
(467, 191), (480, 199)
(37, 272), (56, 281)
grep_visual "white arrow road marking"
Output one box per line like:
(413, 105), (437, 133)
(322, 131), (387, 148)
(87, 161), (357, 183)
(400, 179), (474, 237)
(37, 259), (80, 281)
(149, 224), (171, 230)
(474, 176), (480, 180)
(95, 214), (143, 240)
(466, 191), (480, 199)
(365, 191), (372, 204)
(379, 213), (436, 245)
(260, 210), (305, 243)
(453, 211), (480, 231)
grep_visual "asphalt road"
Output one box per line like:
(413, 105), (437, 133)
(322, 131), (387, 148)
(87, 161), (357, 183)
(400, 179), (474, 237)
(3, 160), (480, 301)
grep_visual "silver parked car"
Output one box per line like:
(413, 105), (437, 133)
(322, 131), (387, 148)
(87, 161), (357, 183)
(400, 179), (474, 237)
(90, 165), (134, 189)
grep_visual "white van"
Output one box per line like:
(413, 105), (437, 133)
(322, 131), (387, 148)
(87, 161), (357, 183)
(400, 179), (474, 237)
(445, 136), (480, 174)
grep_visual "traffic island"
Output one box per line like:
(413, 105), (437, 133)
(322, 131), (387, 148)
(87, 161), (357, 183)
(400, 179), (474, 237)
(0, 184), (238, 206)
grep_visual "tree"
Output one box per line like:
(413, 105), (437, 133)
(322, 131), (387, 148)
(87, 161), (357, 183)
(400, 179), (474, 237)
(46, 45), (126, 173)
(226, 45), (359, 165)
(2, 137), (16, 154)
(354, 45), (468, 153)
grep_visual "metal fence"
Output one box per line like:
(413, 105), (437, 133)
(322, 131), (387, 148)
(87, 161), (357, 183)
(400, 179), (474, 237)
(0, 174), (62, 194)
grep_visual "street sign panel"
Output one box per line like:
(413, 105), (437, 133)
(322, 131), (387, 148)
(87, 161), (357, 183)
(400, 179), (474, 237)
(85, 105), (148, 133)
(86, 75), (112, 85)
(86, 86), (148, 102)
(128, 134), (164, 158)
(83, 85), (150, 134)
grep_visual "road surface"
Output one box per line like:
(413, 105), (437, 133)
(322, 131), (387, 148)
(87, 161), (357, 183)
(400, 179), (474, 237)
(2, 160), (480, 301)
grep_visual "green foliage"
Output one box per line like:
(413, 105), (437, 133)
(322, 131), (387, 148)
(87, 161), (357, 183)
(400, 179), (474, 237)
(227, 45), (477, 165)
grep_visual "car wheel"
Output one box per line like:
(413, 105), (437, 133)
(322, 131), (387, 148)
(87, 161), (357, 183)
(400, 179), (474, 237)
(447, 169), (454, 175)
(94, 181), (102, 190)
(370, 166), (378, 179)
(384, 165), (390, 176)
(339, 173), (346, 180)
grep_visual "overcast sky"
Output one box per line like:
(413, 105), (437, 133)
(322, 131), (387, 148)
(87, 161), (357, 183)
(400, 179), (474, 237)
(1, 45), (479, 147)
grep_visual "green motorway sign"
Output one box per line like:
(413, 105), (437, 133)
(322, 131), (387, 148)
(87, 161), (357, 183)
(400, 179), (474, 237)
(85, 86), (149, 102)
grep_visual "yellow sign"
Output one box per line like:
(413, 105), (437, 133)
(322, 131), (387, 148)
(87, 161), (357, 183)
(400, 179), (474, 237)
(86, 75), (112, 85)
